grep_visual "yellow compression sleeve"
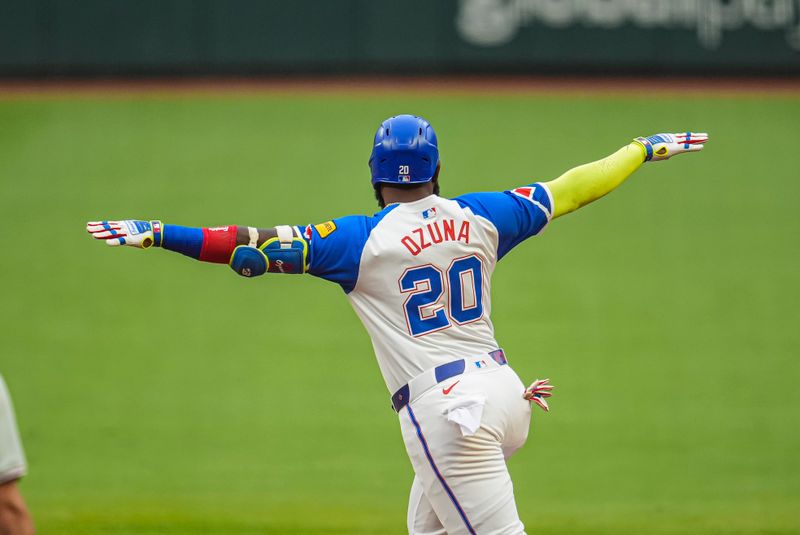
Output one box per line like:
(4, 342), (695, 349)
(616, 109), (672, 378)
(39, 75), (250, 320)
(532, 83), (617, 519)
(546, 142), (646, 219)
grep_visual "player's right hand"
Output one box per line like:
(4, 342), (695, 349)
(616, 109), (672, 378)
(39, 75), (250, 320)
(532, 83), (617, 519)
(524, 378), (554, 412)
(634, 132), (709, 162)
(86, 220), (161, 249)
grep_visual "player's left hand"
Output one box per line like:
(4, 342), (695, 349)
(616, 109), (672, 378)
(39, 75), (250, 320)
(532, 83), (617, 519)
(524, 378), (554, 412)
(634, 132), (709, 162)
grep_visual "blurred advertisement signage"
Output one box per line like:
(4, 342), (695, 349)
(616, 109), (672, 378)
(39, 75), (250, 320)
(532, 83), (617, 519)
(2, 0), (798, 74)
(457, 0), (800, 51)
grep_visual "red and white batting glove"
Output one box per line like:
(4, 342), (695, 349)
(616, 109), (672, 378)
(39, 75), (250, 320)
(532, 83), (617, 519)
(634, 132), (709, 162)
(86, 220), (162, 249)
(523, 378), (554, 412)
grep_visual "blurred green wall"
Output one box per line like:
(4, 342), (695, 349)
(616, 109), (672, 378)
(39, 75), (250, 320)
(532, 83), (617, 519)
(1, 0), (799, 75)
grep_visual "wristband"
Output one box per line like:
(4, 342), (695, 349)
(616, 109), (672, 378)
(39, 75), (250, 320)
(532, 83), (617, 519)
(634, 137), (653, 162)
(150, 220), (163, 247)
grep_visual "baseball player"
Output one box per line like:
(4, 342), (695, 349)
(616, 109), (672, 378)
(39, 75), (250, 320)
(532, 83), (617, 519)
(0, 374), (34, 535)
(87, 116), (707, 534)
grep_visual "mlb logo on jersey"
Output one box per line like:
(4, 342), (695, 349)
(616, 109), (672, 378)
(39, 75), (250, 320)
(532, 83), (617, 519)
(474, 359), (487, 368)
(422, 207), (437, 220)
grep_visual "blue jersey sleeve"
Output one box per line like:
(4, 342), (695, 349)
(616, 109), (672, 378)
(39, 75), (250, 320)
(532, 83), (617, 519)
(454, 182), (554, 260)
(299, 205), (397, 293)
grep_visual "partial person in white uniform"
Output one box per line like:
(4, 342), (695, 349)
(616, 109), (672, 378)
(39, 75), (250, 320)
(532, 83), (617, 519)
(0, 374), (34, 534)
(87, 115), (708, 534)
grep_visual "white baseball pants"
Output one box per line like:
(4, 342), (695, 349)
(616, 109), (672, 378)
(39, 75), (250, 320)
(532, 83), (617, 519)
(399, 364), (532, 534)
(0, 374), (27, 485)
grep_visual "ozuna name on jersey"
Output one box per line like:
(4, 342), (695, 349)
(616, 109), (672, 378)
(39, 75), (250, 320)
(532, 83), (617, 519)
(401, 219), (471, 256)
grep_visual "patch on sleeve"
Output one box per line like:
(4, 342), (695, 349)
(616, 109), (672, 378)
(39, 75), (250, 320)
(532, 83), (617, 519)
(510, 184), (552, 220)
(314, 221), (337, 238)
(511, 186), (535, 201)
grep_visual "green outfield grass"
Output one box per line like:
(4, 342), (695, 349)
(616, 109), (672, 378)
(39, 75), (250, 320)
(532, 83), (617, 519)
(0, 90), (798, 534)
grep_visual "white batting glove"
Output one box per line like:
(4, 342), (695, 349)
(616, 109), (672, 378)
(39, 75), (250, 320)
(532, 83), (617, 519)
(523, 378), (554, 412)
(634, 132), (709, 162)
(86, 220), (162, 249)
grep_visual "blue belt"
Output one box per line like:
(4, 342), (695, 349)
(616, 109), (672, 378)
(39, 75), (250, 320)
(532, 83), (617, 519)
(391, 349), (508, 412)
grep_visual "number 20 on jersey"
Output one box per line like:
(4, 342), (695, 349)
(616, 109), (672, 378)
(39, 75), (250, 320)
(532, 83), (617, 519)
(398, 254), (484, 337)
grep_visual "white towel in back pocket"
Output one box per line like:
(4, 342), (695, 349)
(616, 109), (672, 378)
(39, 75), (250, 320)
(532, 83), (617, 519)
(446, 396), (486, 436)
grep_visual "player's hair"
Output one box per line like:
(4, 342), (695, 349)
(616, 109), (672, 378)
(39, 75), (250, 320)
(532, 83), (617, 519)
(374, 167), (440, 208)
(374, 181), (440, 208)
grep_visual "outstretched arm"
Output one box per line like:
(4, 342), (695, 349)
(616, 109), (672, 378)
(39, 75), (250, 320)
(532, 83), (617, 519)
(86, 221), (308, 277)
(546, 132), (708, 219)
(85, 222), (279, 250)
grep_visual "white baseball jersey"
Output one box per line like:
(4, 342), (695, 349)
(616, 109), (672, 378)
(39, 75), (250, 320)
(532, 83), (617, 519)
(297, 182), (553, 394)
(294, 182), (554, 534)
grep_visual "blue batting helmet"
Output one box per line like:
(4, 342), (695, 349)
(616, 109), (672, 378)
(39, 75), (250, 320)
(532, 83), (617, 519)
(369, 115), (439, 186)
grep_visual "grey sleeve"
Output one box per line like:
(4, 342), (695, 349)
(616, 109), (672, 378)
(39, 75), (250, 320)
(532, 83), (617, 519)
(0, 375), (27, 484)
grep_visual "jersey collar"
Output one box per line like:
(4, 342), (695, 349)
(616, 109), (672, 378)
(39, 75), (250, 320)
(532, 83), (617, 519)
(385, 194), (439, 209)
